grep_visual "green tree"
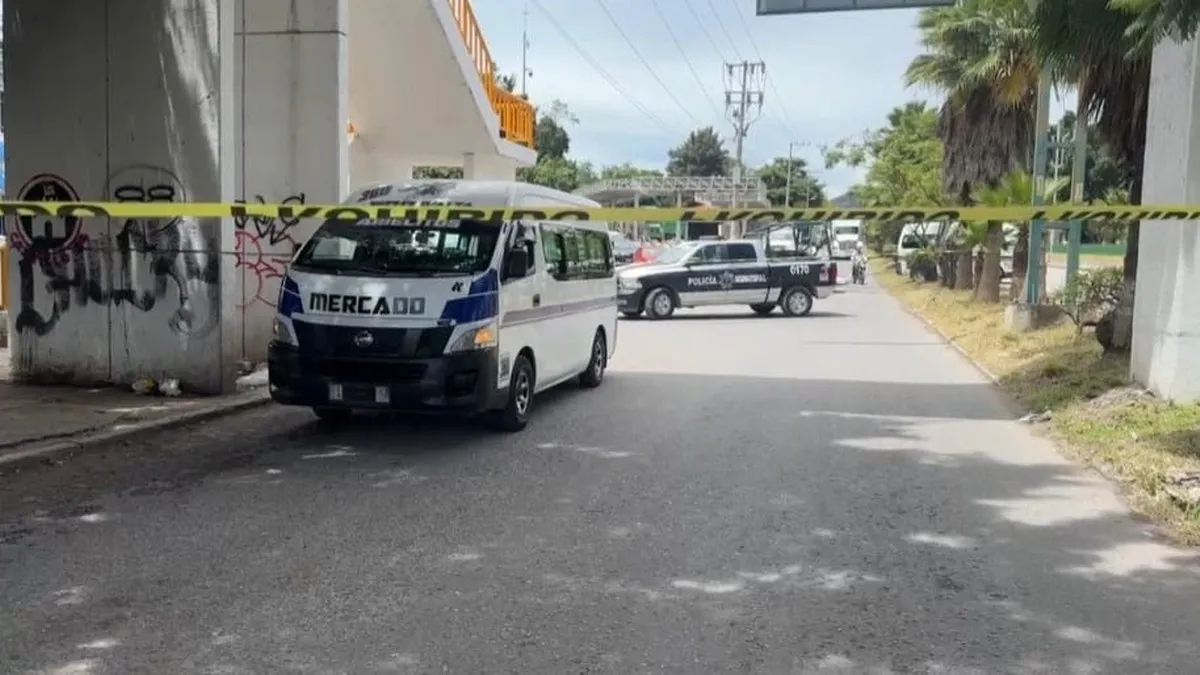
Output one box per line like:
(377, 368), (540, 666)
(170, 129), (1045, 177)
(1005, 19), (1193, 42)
(666, 127), (730, 176)
(496, 73), (518, 92)
(1046, 110), (1132, 245)
(905, 0), (1039, 203)
(973, 170), (1068, 301)
(533, 100), (575, 161)
(755, 157), (826, 207)
(518, 157), (596, 192)
(1033, 0), (1200, 350)
(905, 0), (1041, 301)
(824, 102), (945, 252)
(600, 163), (664, 180)
(413, 166), (463, 179)
(1047, 111), (1133, 205)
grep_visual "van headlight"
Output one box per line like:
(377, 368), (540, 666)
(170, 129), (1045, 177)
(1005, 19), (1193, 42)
(272, 316), (297, 346)
(617, 276), (641, 292)
(448, 322), (498, 352)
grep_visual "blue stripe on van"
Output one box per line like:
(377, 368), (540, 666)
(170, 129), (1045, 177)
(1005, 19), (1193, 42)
(439, 270), (500, 324)
(278, 276), (304, 318)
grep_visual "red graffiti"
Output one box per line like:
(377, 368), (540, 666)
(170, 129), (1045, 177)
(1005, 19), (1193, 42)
(234, 229), (297, 308)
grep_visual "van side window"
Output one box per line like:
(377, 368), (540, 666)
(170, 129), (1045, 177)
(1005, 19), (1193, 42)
(561, 229), (587, 277)
(582, 230), (613, 277)
(541, 227), (568, 280)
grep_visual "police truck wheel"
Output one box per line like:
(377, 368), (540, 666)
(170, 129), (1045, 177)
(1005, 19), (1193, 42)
(313, 407), (352, 424)
(749, 303), (775, 316)
(644, 287), (676, 319)
(578, 331), (607, 388)
(493, 354), (535, 432)
(780, 287), (815, 317)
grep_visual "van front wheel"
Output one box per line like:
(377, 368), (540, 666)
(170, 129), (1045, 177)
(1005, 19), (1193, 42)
(492, 354), (534, 432)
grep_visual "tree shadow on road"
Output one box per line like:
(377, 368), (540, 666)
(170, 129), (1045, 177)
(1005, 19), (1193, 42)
(3, 371), (1200, 673)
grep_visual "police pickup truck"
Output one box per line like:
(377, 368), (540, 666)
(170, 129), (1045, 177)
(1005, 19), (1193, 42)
(616, 238), (837, 319)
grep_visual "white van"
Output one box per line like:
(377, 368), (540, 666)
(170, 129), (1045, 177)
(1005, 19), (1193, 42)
(895, 222), (943, 275)
(895, 221), (1018, 277)
(267, 179), (618, 431)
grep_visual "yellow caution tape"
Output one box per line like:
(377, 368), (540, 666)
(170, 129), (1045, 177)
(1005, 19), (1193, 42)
(1, 201), (1199, 223)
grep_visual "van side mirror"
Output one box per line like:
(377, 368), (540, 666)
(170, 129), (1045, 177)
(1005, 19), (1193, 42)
(504, 249), (529, 279)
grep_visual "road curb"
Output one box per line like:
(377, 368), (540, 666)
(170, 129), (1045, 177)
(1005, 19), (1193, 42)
(0, 390), (273, 474)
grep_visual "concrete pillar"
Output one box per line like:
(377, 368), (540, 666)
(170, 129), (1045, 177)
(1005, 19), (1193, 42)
(1131, 33), (1200, 401)
(463, 152), (517, 181)
(4, 0), (236, 393)
(233, 0), (348, 363)
(349, 143), (413, 188)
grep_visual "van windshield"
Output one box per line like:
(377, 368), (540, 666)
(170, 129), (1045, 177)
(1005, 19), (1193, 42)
(834, 225), (860, 236)
(292, 219), (500, 276)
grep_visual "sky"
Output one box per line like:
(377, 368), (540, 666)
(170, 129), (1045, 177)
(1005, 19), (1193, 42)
(472, 0), (940, 196)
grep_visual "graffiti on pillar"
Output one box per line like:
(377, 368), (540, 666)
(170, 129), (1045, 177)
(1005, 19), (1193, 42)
(107, 165), (219, 337)
(8, 173), (91, 263)
(11, 166), (219, 338)
(233, 193), (303, 307)
(11, 174), (93, 336)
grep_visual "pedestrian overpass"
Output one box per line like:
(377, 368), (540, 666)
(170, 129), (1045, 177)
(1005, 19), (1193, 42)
(1, 0), (536, 394)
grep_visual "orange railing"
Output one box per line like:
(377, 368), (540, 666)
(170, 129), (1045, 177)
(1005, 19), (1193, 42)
(447, 0), (536, 149)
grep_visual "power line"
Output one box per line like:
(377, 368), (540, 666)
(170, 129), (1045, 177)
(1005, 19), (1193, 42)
(705, 0), (744, 60)
(593, 0), (703, 128)
(684, 2), (728, 62)
(529, 0), (676, 134)
(650, 0), (723, 121)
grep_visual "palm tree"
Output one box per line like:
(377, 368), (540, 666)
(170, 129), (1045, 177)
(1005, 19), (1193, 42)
(974, 170), (1070, 301)
(906, 0), (1042, 302)
(1032, 0), (1200, 349)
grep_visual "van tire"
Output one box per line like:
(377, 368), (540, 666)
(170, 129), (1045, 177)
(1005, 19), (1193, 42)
(492, 353), (534, 432)
(780, 287), (815, 317)
(578, 330), (607, 388)
(750, 303), (775, 316)
(313, 407), (353, 424)
(644, 287), (676, 320)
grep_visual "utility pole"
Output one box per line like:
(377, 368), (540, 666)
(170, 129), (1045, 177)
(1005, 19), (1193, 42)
(520, 3), (532, 97)
(1024, 0), (1052, 309)
(724, 61), (765, 210)
(784, 140), (810, 208)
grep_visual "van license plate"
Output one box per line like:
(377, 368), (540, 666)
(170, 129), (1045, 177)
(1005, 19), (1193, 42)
(375, 386), (390, 404)
(328, 383), (344, 401)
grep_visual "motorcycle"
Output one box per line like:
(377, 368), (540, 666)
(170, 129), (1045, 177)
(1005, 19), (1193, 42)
(852, 257), (867, 285)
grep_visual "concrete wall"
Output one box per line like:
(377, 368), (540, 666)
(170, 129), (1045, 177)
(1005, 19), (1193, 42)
(345, 0), (535, 189)
(1131, 33), (1200, 401)
(4, 0), (235, 392)
(234, 0), (347, 363)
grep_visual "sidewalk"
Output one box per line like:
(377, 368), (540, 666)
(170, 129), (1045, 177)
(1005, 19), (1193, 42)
(0, 350), (270, 473)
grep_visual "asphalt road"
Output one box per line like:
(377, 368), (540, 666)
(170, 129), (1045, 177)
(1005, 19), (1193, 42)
(4, 281), (1200, 674)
